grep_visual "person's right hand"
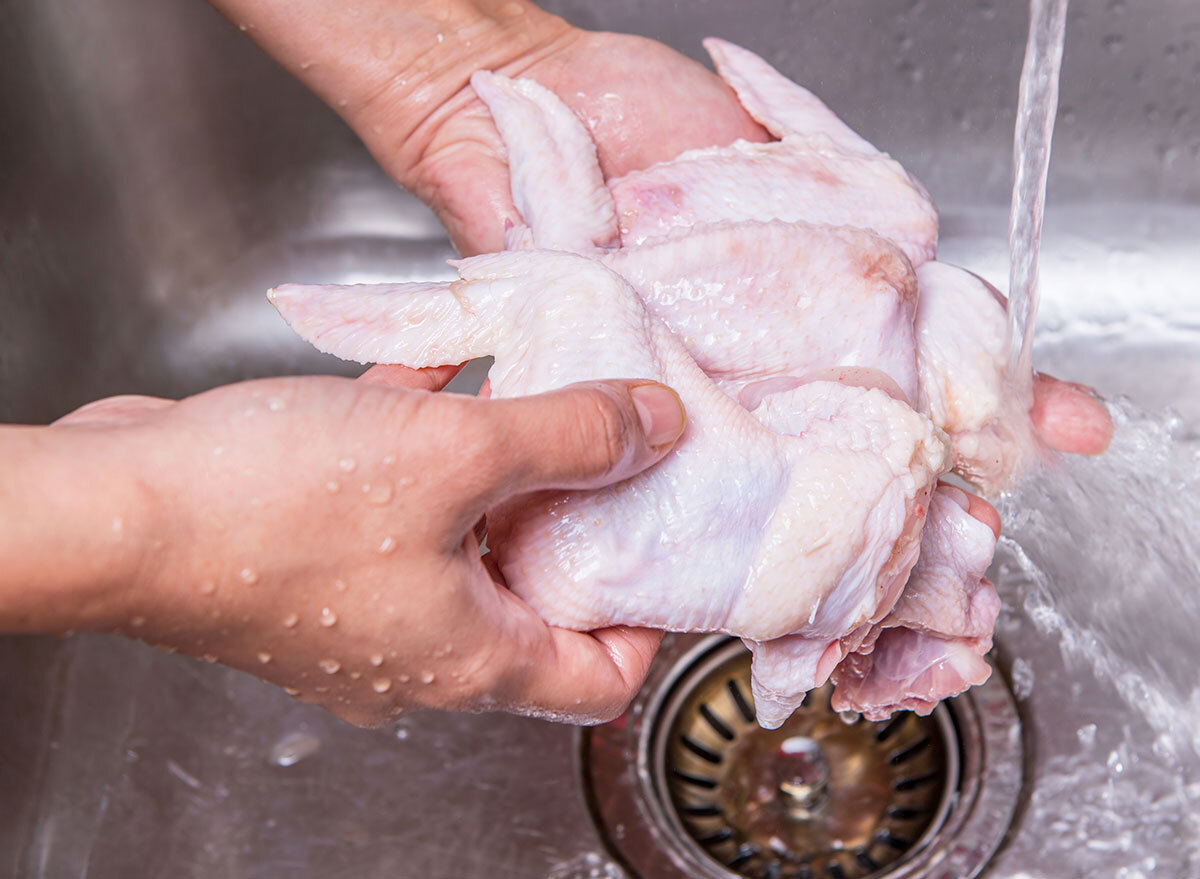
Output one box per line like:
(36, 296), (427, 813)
(22, 374), (685, 728)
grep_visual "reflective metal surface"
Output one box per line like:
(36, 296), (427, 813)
(585, 636), (1020, 879)
(3, 1), (1199, 877)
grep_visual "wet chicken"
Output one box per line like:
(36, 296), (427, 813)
(269, 40), (1021, 727)
(270, 252), (947, 728)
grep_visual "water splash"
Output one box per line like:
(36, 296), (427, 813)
(994, 4), (1200, 870)
(993, 402), (1200, 874)
(1006, 0), (1069, 395)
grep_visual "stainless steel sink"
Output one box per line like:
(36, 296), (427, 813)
(3, 1), (1199, 877)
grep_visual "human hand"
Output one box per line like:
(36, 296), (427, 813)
(32, 373), (686, 727)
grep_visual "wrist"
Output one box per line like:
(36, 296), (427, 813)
(0, 425), (157, 634)
(210, 0), (576, 188)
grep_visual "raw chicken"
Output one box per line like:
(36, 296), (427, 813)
(607, 39), (938, 265)
(832, 484), (999, 719)
(915, 261), (1038, 490)
(268, 39), (1016, 728)
(269, 250), (948, 728)
(602, 221), (921, 406)
(469, 72), (618, 253)
(473, 44), (1041, 496)
(468, 50), (1007, 721)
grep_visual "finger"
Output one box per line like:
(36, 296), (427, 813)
(508, 619), (663, 725)
(358, 363), (463, 392)
(403, 94), (523, 257)
(1031, 374), (1113, 456)
(472, 379), (686, 505)
(937, 481), (1001, 539)
(53, 395), (175, 427)
(425, 158), (519, 257)
(966, 493), (1002, 539)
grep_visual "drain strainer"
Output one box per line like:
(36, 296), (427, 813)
(583, 636), (1023, 879)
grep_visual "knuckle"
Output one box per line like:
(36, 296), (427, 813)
(418, 395), (497, 481)
(454, 639), (510, 703)
(575, 387), (635, 477)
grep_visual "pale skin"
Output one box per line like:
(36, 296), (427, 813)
(0, 0), (1111, 727)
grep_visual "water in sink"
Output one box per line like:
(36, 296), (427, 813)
(977, 0), (1200, 873)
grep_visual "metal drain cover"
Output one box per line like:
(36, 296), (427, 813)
(583, 636), (1023, 879)
(660, 644), (955, 877)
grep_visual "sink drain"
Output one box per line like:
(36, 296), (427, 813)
(583, 636), (1022, 879)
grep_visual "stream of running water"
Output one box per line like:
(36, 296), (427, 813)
(989, 0), (1200, 874)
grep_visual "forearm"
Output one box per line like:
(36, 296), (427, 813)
(206, 0), (571, 184)
(0, 426), (147, 634)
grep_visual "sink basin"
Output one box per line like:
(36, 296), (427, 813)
(3, 1), (1198, 877)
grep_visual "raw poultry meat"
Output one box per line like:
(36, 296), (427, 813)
(269, 39), (1013, 727)
(607, 39), (939, 265)
(831, 484), (999, 719)
(915, 261), (1035, 489)
(269, 252), (947, 728)
(472, 43), (1031, 492)
(601, 221), (922, 407)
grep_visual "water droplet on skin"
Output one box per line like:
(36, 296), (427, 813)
(300, 60), (314, 70)
(350, 671), (361, 680)
(334, 579), (347, 593)
(319, 608), (338, 627)
(257, 651), (272, 664)
(435, 32), (444, 43)
(238, 22), (248, 31)
(372, 677), (393, 693)
(201, 653), (219, 663)
(199, 581), (216, 596)
(267, 397), (285, 412)
(130, 616), (146, 628)
(282, 613), (299, 629)
(337, 98), (349, 108)
(398, 673), (410, 684)
(419, 670), (435, 684)
(318, 658), (341, 674)
(283, 686), (300, 696)
(370, 653), (384, 667)
(239, 568), (259, 585)
(325, 480), (340, 494)
(338, 457), (357, 473)
(377, 536), (397, 554)
(362, 482), (394, 505)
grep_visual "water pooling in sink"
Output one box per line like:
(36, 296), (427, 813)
(988, 0), (1200, 874)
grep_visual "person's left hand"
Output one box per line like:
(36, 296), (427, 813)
(47, 368), (686, 727)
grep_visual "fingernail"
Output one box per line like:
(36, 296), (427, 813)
(630, 383), (686, 448)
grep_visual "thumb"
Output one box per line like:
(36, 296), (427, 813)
(476, 379), (686, 504)
(53, 395), (175, 427)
